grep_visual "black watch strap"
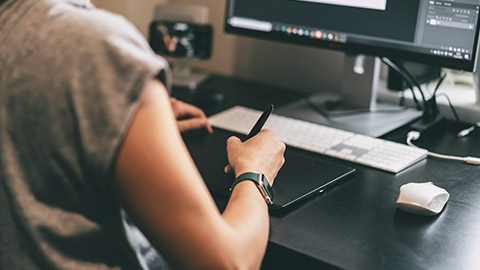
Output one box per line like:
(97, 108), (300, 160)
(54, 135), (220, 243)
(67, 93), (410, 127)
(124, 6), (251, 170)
(230, 172), (261, 191)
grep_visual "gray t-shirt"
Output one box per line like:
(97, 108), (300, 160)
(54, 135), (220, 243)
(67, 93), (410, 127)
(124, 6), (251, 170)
(0, 0), (170, 269)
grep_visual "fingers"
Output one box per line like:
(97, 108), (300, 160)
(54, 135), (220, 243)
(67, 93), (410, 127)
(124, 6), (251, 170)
(225, 131), (286, 184)
(171, 98), (213, 133)
(225, 136), (242, 174)
(204, 119), (213, 133)
(171, 98), (204, 118)
(177, 117), (213, 133)
(226, 136), (241, 148)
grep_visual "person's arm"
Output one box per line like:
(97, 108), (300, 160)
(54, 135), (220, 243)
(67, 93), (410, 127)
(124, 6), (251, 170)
(114, 79), (285, 269)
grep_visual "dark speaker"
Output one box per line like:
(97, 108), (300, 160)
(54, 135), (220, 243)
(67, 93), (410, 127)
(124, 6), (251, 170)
(149, 20), (213, 59)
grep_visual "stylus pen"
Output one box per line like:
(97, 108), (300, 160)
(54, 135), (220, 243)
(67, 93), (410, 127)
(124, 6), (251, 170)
(245, 104), (274, 141)
(225, 104), (274, 173)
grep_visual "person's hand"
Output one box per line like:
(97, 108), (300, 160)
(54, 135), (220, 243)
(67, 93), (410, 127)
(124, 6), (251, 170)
(170, 98), (213, 133)
(226, 129), (286, 185)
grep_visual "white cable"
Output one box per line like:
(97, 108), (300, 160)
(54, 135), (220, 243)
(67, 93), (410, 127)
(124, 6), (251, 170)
(406, 131), (480, 165)
(457, 122), (480, 138)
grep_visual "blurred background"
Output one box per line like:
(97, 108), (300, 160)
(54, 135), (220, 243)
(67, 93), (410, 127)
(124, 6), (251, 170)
(94, 0), (344, 94)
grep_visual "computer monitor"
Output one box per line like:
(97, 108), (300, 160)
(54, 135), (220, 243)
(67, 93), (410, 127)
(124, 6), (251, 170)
(224, 0), (480, 136)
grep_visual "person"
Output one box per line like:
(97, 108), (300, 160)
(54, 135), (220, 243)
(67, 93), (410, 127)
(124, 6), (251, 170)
(0, 0), (285, 269)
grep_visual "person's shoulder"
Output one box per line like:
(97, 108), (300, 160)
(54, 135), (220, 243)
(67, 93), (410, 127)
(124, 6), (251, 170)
(37, 1), (160, 74)
(49, 3), (145, 47)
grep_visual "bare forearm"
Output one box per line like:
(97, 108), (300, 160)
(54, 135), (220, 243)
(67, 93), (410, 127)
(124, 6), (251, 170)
(114, 80), (280, 269)
(221, 181), (270, 269)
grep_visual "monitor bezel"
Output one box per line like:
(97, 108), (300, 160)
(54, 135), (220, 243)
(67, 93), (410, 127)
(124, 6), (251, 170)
(224, 1), (480, 72)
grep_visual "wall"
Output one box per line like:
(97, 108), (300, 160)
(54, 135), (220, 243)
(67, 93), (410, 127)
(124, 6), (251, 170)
(94, 0), (167, 37)
(94, 0), (344, 93)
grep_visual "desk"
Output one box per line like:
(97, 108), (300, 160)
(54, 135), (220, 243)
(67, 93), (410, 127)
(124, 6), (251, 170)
(175, 75), (480, 270)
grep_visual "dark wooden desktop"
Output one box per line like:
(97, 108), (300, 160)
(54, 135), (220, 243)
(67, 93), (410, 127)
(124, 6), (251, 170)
(175, 75), (480, 270)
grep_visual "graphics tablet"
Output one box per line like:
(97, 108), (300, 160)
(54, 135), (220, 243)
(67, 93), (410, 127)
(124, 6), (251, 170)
(185, 130), (355, 210)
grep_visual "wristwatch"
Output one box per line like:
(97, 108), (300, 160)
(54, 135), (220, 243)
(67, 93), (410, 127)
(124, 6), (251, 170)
(230, 172), (274, 205)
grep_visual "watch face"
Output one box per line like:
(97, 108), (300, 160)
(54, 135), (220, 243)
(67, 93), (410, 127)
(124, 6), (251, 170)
(259, 174), (274, 205)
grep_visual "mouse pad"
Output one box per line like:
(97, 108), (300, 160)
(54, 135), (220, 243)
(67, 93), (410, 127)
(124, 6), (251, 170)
(184, 129), (355, 210)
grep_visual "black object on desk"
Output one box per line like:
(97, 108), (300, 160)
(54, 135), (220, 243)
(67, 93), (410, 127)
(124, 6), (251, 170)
(185, 128), (355, 210)
(271, 151), (355, 210)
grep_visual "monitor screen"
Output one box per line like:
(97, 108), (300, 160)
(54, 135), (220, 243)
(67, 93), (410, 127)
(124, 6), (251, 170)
(225, 0), (480, 71)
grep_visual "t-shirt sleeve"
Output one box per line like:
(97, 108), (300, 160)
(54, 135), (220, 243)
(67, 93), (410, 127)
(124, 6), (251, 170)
(43, 9), (171, 194)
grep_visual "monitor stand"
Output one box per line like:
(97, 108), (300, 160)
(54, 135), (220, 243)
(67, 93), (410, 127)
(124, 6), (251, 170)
(275, 55), (422, 137)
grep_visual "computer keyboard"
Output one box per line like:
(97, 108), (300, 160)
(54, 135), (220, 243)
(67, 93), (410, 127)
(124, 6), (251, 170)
(208, 106), (428, 173)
